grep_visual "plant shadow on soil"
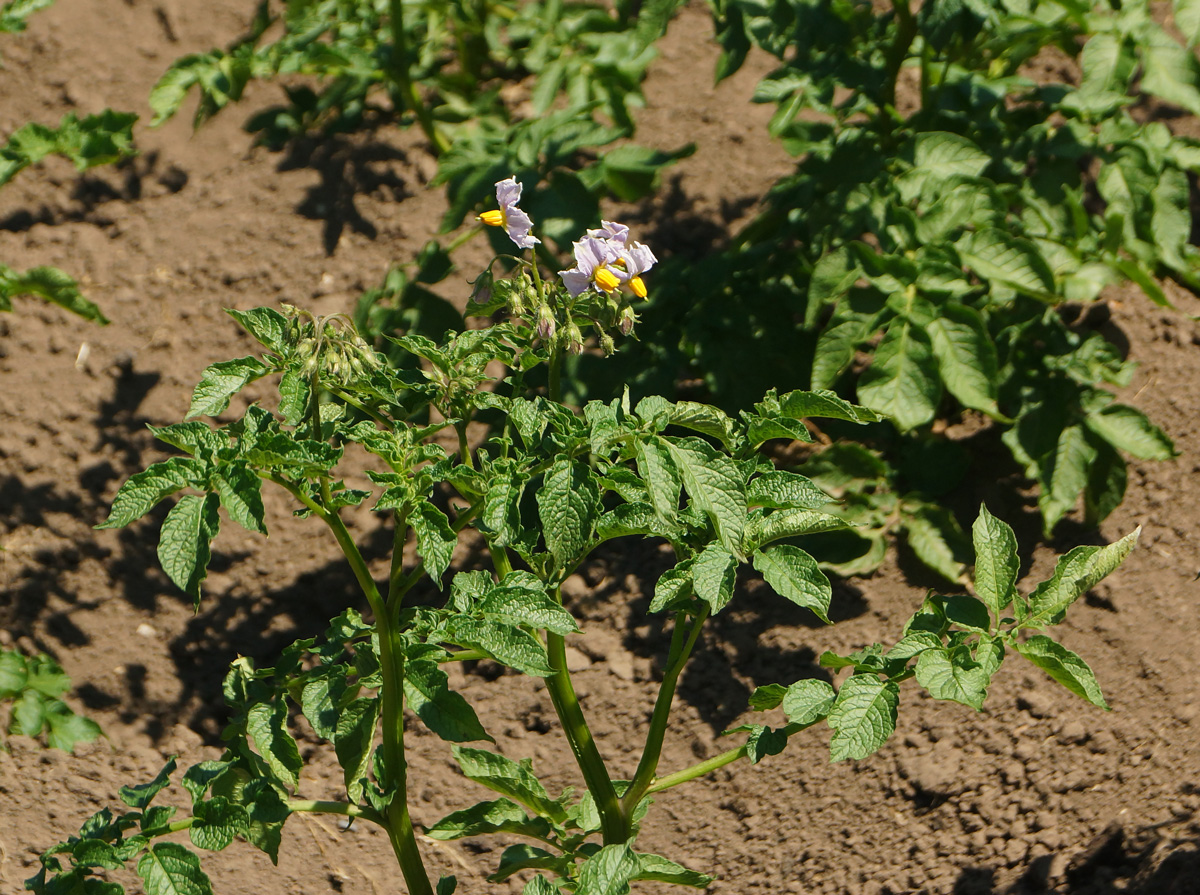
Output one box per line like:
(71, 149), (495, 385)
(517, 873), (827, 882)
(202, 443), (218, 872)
(954, 820), (1200, 895)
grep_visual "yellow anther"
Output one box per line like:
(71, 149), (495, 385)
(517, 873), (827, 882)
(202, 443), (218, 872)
(594, 267), (621, 293)
(628, 276), (647, 299)
(478, 210), (504, 227)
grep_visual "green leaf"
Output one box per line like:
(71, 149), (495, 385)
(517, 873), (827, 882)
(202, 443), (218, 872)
(577, 844), (640, 895)
(446, 617), (555, 677)
(827, 675), (899, 762)
(749, 683), (788, 711)
(226, 307), (289, 354)
(1038, 424), (1097, 535)
(190, 797), (249, 852)
(649, 558), (695, 613)
(745, 509), (851, 552)
(692, 543), (738, 614)
(451, 747), (565, 823)
(632, 853), (713, 888)
(0, 650), (26, 697)
(664, 437), (747, 557)
(776, 389), (881, 423)
(898, 132), (991, 203)
(333, 697), (378, 803)
(915, 646), (990, 710)
(412, 501), (457, 584)
(300, 669), (346, 741)
(157, 493), (221, 604)
(488, 844), (566, 882)
(927, 302), (1001, 417)
(136, 842), (213, 895)
(187, 357), (271, 419)
(753, 545), (832, 623)
(666, 401), (740, 450)
(98, 457), (205, 529)
(536, 459), (600, 573)
(120, 759), (177, 809)
(747, 471), (831, 510)
(426, 798), (553, 842)
(246, 701), (302, 789)
(737, 724), (789, 763)
(10, 689), (44, 737)
(1027, 528), (1140, 625)
(972, 504), (1018, 617)
(1015, 635), (1108, 709)
(856, 318), (940, 432)
(523, 877), (559, 895)
(781, 678), (837, 726)
(404, 659), (492, 744)
(903, 505), (967, 584)
(1085, 442), (1127, 526)
(213, 465), (266, 534)
(1140, 28), (1200, 116)
(635, 437), (682, 523)
(480, 575), (579, 635)
(1176, 0), (1200, 46)
(1084, 404), (1177, 461)
(0, 264), (108, 323)
(956, 228), (1055, 297)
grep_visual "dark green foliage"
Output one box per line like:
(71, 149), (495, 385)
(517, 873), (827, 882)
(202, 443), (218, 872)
(0, 650), (101, 753)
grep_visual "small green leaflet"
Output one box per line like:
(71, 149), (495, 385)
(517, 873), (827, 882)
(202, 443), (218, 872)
(692, 543), (737, 613)
(1084, 404), (1177, 461)
(536, 459), (601, 573)
(334, 698), (379, 803)
(664, 436), (747, 558)
(576, 844), (640, 895)
(120, 758), (177, 809)
(781, 678), (837, 726)
(745, 508), (850, 552)
(136, 842), (213, 895)
(213, 465), (266, 534)
(753, 545), (832, 622)
(187, 357), (272, 419)
(856, 318), (941, 432)
(226, 307), (289, 355)
(451, 747), (566, 823)
(927, 302), (1001, 417)
(635, 436), (682, 523)
(488, 844), (566, 882)
(158, 493), (221, 604)
(746, 470), (831, 509)
(1027, 528), (1139, 625)
(190, 797), (250, 852)
(972, 504), (1018, 617)
(425, 798), (553, 841)
(914, 646), (990, 710)
(98, 457), (205, 529)
(776, 389), (881, 423)
(1015, 635), (1108, 709)
(632, 853), (713, 888)
(827, 675), (899, 762)
(412, 501), (457, 584)
(246, 701), (302, 789)
(404, 659), (492, 744)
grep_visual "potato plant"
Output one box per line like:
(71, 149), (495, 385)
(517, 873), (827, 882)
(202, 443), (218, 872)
(29, 184), (1138, 894)
(602, 0), (1190, 576)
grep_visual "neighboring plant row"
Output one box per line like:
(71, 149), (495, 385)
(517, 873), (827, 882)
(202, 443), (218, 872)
(591, 0), (1188, 581)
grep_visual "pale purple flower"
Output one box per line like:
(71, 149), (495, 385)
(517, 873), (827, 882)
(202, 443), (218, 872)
(559, 236), (626, 296)
(480, 177), (541, 250)
(586, 220), (630, 245)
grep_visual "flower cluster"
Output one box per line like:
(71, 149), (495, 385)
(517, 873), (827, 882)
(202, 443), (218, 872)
(560, 221), (657, 300)
(477, 177), (657, 352)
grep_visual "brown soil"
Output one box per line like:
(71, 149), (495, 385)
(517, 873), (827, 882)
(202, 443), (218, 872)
(2, 3), (1200, 894)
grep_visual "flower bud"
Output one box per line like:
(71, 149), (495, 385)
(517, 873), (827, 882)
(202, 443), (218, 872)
(470, 270), (494, 306)
(600, 333), (615, 356)
(535, 305), (557, 342)
(563, 322), (584, 356)
(618, 305), (637, 336)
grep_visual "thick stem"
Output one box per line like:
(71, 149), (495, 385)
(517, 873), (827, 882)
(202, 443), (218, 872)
(544, 627), (628, 843)
(387, 0), (450, 154)
(548, 348), (563, 404)
(621, 607), (709, 815)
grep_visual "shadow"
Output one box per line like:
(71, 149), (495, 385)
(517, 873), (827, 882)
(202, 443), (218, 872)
(622, 173), (759, 262)
(951, 820), (1200, 895)
(561, 538), (865, 734)
(0, 151), (188, 233)
(276, 134), (413, 254)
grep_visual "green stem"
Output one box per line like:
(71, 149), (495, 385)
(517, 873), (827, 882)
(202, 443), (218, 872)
(621, 607), (709, 815)
(307, 371), (324, 442)
(646, 721), (808, 795)
(880, 0), (918, 132)
(542, 588), (626, 843)
(388, 506), (410, 604)
(548, 347), (563, 404)
(455, 421), (473, 470)
(388, 0), (450, 154)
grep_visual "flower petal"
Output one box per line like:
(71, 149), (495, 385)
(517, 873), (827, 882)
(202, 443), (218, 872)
(495, 177), (522, 209)
(559, 268), (592, 297)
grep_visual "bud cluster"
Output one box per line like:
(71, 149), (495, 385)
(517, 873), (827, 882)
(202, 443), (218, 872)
(283, 306), (383, 386)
